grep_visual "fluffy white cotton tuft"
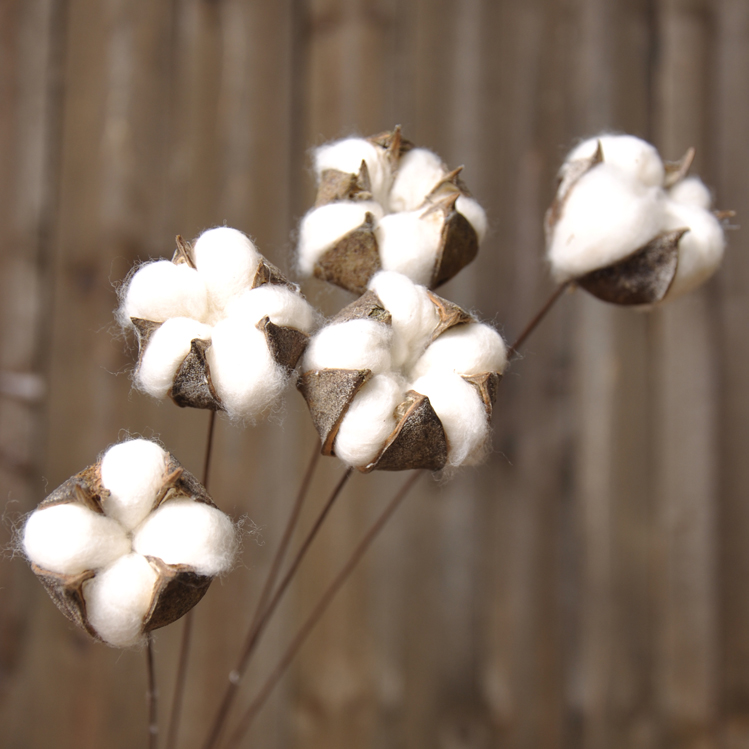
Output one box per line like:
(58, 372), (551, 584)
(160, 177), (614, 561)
(83, 553), (158, 647)
(566, 134), (665, 187)
(389, 148), (447, 212)
(334, 373), (404, 467)
(207, 318), (286, 419)
(662, 200), (725, 301)
(548, 163), (664, 281)
(669, 176), (712, 210)
(315, 137), (392, 205)
(456, 195), (489, 241)
(100, 440), (168, 531)
(192, 227), (260, 317)
(136, 317), (213, 398)
(368, 271), (439, 370)
(23, 503), (130, 575)
(297, 201), (384, 276)
(133, 499), (237, 576)
(224, 285), (317, 333)
(303, 319), (392, 375)
(376, 208), (444, 286)
(122, 261), (209, 325)
(410, 323), (507, 380)
(411, 372), (490, 467)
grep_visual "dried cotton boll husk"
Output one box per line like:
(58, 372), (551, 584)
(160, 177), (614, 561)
(456, 196), (488, 242)
(136, 317), (213, 398)
(101, 440), (169, 531)
(224, 285), (317, 333)
(661, 200), (725, 301)
(122, 260), (209, 325)
(297, 201), (384, 277)
(83, 553), (160, 648)
(368, 271), (440, 370)
(410, 323), (507, 380)
(133, 499), (238, 576)
(669, 176), (712, 210)
(315, 137), (392, 206)
(388, 148), (447, 212)
(23, 504), (130, 576)
(192, 227), (260, 316)
(376, 208), (444, 287)
(302, 319), (393, 375)
(207, 319), (287, 420)
(333, 373), (404, 467)
(566, 134), (665, 187)
(548, 164), (665, 282)
(411, 372), (491, 467)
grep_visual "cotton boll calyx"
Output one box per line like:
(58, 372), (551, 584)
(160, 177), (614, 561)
(133, 499), (237, 576)
(456, 196), (488, 242)
(83, 554), (159, 648)
(23, 503), (130, 576)
(122, 261), (209, 325)
(136, 317), (213, 398)
(100, 440), (168, 531)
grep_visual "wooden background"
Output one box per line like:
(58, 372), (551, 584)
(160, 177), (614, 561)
(1, 0), (747, 747)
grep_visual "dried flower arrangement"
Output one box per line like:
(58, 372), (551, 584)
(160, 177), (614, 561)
(17, 129), (728, 747)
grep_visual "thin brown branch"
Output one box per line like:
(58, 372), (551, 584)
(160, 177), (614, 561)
(146, 634), (158, 749)
(507, 282), (570, 361)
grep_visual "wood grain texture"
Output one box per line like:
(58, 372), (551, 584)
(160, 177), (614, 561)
(1, 1), (747, 747)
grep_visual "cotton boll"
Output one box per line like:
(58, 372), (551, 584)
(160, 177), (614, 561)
(122, 261), (209, 325)
(192, 228), (261, 317)
(456, 196), (489, 242)
(662, 200), (725, 301)
(410, 323), (507, 380)
(548, 164), (665, 281)
(368, 272), (439, 370)
(389, 148), (447, 212)
(315, 137), (392, 205)
(566, 134), (665, 187)
(410, 372), (490, 467)
(377, 209), (444, 287)
(23, 503), (130, 575)
(100, 440), (168, 531)
(303, 319), (392, 375)
(669, 176), (712, 210)
(83, 553), (159, 647)
(207, 319), (287, 419)
(224, 285), (317, 333)
(136, 317), (213, 398)
(333, 373), (405, 467)
(297, 201), (384, 276)
(133, 499), (237, 576)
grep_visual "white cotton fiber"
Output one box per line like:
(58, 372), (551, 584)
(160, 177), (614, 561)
(566, 134), (665, 187)
(136, 317), (213, 398)
(410, 372), (490, 467)
(389, 148), (447, 212)
(100, 440), (168, 531)
(122, 261), (209, 325)
(297, 201), (384, 276)
(410, 323), (507, 380)
(376, 208), (444, 286)
(456, 195), (489, 242)
(83, 553), (159, 647)
(548, 163), (665, 281)
(303, 319), (392, 375)
(368, 272), (439, 370)
(207, 318), (286, 419)
(662, 200), (725, 301)
(669, 176), (712, 210)
(334, 373), (404, 467)
(224, 285), (317, 333)
(192, 228), (260, 317)
(23, 503), (130, 575)
(315, 137), (392, 205)
(133, 499), (237, 576)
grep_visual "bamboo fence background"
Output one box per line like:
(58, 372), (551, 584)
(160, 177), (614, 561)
(1, 1), (748, 747)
